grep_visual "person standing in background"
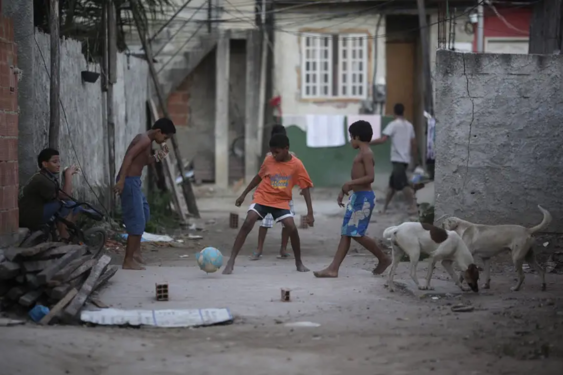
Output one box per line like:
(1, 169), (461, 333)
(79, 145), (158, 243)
(370, 103), (419, 214)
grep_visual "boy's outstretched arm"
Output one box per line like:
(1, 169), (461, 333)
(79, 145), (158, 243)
(301, 188), (314, 227)
(115, 137), (151, 194)
(235, 174), (262, 206)
(370, 135), (388, 145)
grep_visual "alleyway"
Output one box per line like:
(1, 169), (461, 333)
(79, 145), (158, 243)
(0, 188), (562, 375)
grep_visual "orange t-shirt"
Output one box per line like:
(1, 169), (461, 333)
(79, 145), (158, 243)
(253, 155), (313, 210)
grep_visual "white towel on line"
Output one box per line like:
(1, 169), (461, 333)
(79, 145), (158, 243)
(282, 115), (307, 132)
(305, 115), (346, 148)
(346, 115), (381, 141)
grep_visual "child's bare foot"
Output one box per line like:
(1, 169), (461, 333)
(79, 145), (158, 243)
(134, 253), (146, 265)
(222, 263), (234, 275)
(313, 268), (338, 278)
(296, 263), (310, 272)
(122, 259), (146, 270)
(372, 256), (392, 275)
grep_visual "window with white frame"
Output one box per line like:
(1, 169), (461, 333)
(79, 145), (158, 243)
(301, 33), (368, 99)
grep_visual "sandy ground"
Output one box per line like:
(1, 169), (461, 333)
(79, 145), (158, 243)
(1, 187), (562, 375)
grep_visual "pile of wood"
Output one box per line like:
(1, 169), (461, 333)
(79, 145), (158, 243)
(0, 242), (116, 324)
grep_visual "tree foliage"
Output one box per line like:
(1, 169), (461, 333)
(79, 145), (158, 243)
(34, 0), (174, 58)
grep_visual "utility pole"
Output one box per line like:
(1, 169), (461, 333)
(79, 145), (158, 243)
(477, 2), (484, 53)
(105, 0), (118, 212)
(131, 3), (200, 218)
(416, 0), (433, 116)
(529, 0), (563, 54)
(257, 0), (268, 156)
(416, 0), (433, 168)
(49, 0), (60, 149)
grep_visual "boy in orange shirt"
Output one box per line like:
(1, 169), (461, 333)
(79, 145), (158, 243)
(222, 134), (314, 275)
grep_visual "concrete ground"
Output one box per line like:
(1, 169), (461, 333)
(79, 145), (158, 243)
(1, 186), (563, 375)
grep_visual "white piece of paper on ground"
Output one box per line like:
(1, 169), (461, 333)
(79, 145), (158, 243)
(120, 232), (174, 242)
(80, 308), (233, 328)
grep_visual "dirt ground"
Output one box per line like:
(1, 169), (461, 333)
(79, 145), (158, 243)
(1, 189), (562, 375)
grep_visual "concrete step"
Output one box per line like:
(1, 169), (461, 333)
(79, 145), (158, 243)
(159, 32), (218, 97)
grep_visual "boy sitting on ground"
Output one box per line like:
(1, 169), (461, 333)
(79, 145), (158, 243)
(223, 133), (314, 274)
(250, 124), (300, 261)
(19, 148), (81, 239)
(314, 120), (391, 278)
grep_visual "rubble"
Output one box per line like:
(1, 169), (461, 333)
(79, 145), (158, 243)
(0, 242), (117, 325)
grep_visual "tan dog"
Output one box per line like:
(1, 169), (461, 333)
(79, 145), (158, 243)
(442, 205), (552, 291)
(383, 222), (480, 293)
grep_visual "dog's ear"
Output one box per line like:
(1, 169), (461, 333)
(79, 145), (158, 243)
(447, 219), (459, 230)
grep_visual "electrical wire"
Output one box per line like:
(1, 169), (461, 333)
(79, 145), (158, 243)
(486, 0), (529, 35)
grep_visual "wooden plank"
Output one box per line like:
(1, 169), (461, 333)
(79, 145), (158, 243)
(63, 255), (111, 320)
(19, 290), (44, 307)
(40, 288), (78, 325)
(4, 242), (65, 261)
(51, 255), (92, 283)
(0, 261), (21, 280)
(148, 99), (187, 222)
(49, 271), (88, 300)
(29, 245), (75, 260)
(7, 286), (27, 301)
(88, 298), (109, 309)
(93, 265), (118, 291)
(36, 246), (86, 286)
(68, 259), (96, 281)
(21, 260), (52, 273)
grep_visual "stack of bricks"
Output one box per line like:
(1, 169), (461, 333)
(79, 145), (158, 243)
(0, 8), (19, 247)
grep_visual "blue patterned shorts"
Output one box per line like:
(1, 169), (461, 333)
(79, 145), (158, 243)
(341, 191), (376, 237)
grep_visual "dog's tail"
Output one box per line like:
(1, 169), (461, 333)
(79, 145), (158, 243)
(528, 205), (552, 234)
(383, 226), (399, 241)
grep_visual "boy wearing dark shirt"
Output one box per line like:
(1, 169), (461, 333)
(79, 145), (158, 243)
(19, 148), (80, 238)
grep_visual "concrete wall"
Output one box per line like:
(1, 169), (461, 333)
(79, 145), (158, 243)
(434, 50), (563, 232)
(30, 32), (148, 205)
(274, 8), (386, 116)
(0, 10), (19, 246)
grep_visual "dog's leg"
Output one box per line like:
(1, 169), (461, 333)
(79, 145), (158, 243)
(442, 260), (470, 292)
(385, 246), (404, 292)
(525, 247), (546, 291)
(482, 257), (491, 289)
(408, 251), (422, 290)
(512, 257), (525, 292)
(421, 257), (436, 290)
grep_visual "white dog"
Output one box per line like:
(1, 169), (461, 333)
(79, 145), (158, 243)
(442, 205), (552, 292)
(383, 222), (480, 293)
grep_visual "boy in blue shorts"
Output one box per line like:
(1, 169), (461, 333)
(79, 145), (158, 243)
(114, 118), (176, 270)
(314, 120), (391, 278)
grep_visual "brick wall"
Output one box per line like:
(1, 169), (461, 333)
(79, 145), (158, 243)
(0, 8), (19, 247)
(166, 76), (191, 127)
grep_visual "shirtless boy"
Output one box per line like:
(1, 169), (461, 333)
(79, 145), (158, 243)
(223, 133), (314, 275)
(114, 118), (176, 270)
(314, 120), (391, 278)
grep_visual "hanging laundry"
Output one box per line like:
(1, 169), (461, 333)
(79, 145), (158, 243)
(346, 115), (381, 141)
(305, 115), (346, 148)
(282, 115), (307, 132)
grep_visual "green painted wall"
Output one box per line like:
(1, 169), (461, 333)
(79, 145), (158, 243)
(285, 116), (394, 188)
